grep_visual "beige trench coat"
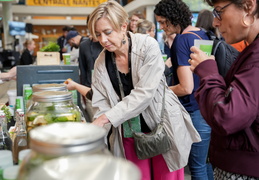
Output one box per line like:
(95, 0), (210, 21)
(91, 32), (201, 172)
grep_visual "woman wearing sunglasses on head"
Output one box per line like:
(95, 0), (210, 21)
(189, 0), (259, 179)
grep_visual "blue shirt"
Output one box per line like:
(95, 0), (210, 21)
(170, 30), (209, 112)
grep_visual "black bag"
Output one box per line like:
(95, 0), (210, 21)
(164, 65), (173, 86)
(185, 30), (240, 77)
(205, 30), (240, 77)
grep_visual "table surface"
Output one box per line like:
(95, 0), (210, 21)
(0, 80), (16, 104)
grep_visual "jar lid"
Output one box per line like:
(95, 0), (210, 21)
(33, 83), (67, 92)
(29, 122), (106, 155)
(32, 91), (72, 102)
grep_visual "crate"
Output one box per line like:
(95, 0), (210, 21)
(36, 52), (60, 65)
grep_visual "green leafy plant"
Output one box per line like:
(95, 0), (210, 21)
(1, 105), (12, 122)
(40, 42), (60, 52)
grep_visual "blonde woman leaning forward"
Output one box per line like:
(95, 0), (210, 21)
(85, 1), (201, 180)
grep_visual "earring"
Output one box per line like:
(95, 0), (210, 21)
(121, 34), (126, 45)
(242, 14), (255, 27)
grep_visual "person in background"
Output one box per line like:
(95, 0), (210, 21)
(196, 9), (220, 38)
(163, 32), (176, 58)
(189, 0), (259, 179)
(136, 19), (156, 38)
(57, 26), (71, 60)
(20, 40), (36, 65)
(66, 30), (88, 63)
(154, 0), (214, 179)
(231, 40), (248, 52)
(128, 11), (145, 33)
(86, 1), (201, 179)
(66, 30), (88, 49)
(78, 34), (103, 122)
(163, 32), (176, 86)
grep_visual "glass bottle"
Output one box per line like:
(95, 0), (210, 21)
(13, 111), (28, 164)
(11, 109), (23, 142)
(0, 111), (12, 151)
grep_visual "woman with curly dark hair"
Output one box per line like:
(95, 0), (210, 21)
(154, 0), (214, 180)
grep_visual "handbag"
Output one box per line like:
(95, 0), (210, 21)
(112, 52), (172, 160)
(128, 83), (172, 160)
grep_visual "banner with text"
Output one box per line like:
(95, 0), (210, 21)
(27, 0), (107, 7)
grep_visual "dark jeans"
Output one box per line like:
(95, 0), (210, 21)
(188, 110), (214, 180)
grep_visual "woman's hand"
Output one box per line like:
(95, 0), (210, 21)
(0, 66), (17, 80)
(92, 114), (110, 127)
(64, 78), (91, 97)
(64, 78), (78, 90)
(189, 46), (215, 72)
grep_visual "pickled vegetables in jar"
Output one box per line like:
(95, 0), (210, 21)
(25, 91), (81, 132)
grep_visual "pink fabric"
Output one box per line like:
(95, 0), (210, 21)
(122, 136), (184, 180)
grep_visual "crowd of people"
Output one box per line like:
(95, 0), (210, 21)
(1, 0), (259, 180)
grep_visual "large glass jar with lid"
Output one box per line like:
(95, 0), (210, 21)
(25, 91), (81, 132)
(17, 122), (140, 180)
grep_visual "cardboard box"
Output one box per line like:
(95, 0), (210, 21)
(36, 52), (60, 65)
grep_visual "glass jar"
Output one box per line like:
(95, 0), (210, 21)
(25, 91), (81, 132)
(17, 123), (111, 179)
(32, 84), (67, 92)
(17, 122), (140, 180)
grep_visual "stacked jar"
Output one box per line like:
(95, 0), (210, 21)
(17, 122), (140, 180)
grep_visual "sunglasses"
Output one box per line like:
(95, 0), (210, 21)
(212, 2), (233, 21)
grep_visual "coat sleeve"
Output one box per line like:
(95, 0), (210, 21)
(105, 37), (165, 127)
(194, 59), (259, 136)
(91, 51), (114, 120)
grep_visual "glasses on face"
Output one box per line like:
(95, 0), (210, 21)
(212, 2), (233, 21)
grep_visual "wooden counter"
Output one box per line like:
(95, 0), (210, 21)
(0, 80), (16, 104)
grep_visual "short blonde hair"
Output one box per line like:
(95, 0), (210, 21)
(88, 0), (129, 40)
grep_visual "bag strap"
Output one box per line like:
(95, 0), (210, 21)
(182, 31), (202, 40)
(111, 51), (166, 132)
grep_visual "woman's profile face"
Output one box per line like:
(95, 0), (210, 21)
(28, 41), (36, 51)
(155, 15), (178, 36)
(130, 15), (140, 32)
(95, 17), (125, 52)
(212, 2), (246, 44)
